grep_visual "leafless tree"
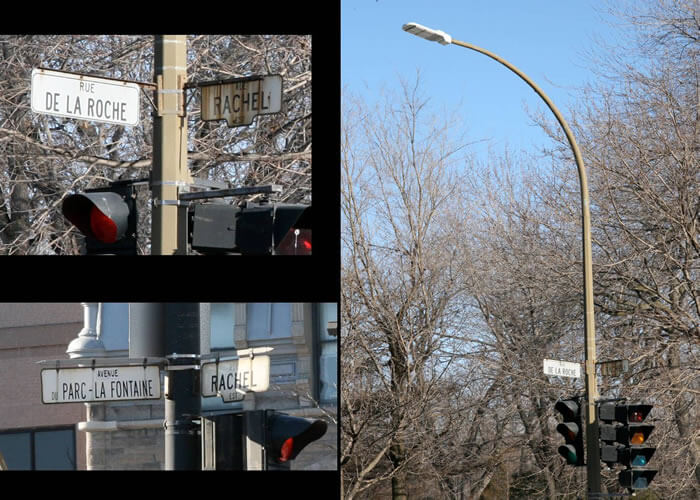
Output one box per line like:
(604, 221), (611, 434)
(341, 78), (478, 499)
(342, 1), (697, 498)
(534, 1), (699, 496)
(0, 35), (311, 254)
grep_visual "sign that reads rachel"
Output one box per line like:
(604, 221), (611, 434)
(200, 75), (282, 127)
(41, 365), (160, 404)
(201, 355), (270, 402)
(31, 68), (140, 126)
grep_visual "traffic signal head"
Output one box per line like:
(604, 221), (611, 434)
(62, 184), (137, 255)
(624, 447), (655, 467)
(619, 469), (658, 491)
(555, 398), (585, 466)
(598, 402), (655, 447)
(271, 204), (312, 255)
(265, 411), (327, 464)
(600, 403), (652, 424)
(190, 202), (311, 255)
(234, 203), (312, 255)
(601, 445), (656, 467)
(598, 401), (657, 491)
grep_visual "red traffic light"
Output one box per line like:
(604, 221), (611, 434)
(276, 227), (312, 255)
(272, 205), (311, 255)
(89, 205), (119, 243)
(61, 184), (138, 255)
(63, 191), (130, 243)
(280, 437), (294, 462)
(629, 409), (644, 423)
(266, 411), (327, 464)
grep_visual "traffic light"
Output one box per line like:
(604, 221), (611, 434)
(265, 410), (327, 467)
(201, 413), (244, 470)
(598, 401), (657, 491)
(190, 201), (311, 255)
(555, 397), (585, 466)
(269, 204), (312, 255)
(201, 410), (328, 470)
(62, 182), (137, 255)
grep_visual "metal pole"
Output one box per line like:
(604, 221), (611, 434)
(447, 38), (601, 495)
(153, 35), (190, 255)
(128, 303), (165, 358)
(164, 303), (201, 470)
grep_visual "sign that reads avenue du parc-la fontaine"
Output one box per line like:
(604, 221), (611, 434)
(31, 68), (140, 126)
(41, 365), (161, 404)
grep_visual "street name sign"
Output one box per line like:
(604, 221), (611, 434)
(598, 359), (629, 377)
(543, 359), (581, 379)
(200, 75), (282, 127)
(41, 365), (160, 403)
(201, 355), (270, 402)
(31, 68), (140, 126)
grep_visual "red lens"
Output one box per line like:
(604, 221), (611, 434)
(630, 410), (643, 423)
(280, 437), (294, 462)
(276, 228), (312, 255)
(90, 205), (118, 243)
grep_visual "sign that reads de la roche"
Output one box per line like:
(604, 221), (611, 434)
(41, 365), (160, 404)
(31, 68), (140, 126)
(200, 75), (282, 127)
(543, 358), (581, 379)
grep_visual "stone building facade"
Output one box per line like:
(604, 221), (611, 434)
(0, 302), (337, 471)
(0, 303), (86, 469)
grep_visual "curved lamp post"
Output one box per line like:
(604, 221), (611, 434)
(402, 22), (600, 494)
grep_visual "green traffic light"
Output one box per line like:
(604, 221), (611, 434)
(558, 445), (578, 465)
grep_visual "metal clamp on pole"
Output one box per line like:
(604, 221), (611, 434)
(150, 180), (188, 188)
(163, 419), (199, 435)
(164, 353), (201, 371)
(156, 75), (185, 117)
(153, 199), (187, 208)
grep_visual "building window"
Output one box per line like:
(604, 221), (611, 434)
(0, 427), (75, 470)
(318, 303), (338, 404)
(247, 303), (292, 340)
(211, 303), (236, 350)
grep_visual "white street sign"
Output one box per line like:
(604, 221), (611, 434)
(201, 355), (270, 402)
(543, 359), (581, 379)
(41, 365), (160, 404)
(200, 75), (282, 127)
(31, 68), (140, 126)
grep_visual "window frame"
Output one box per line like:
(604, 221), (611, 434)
(0, 425), (76, 470)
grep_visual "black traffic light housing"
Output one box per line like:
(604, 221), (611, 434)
(619, 469), (658, 491)
(62, 182), (137, 255)
(555, 397), (585, 466)
(265, 410), (327, 466)
(598, 401), (657, 492)
(200, 410), (328, 470)
(189, 201), (311, 255)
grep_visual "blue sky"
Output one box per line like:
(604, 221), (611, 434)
(341, 1), (622, 162)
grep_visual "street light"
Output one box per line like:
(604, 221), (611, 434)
(402, 21), (601, 494)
